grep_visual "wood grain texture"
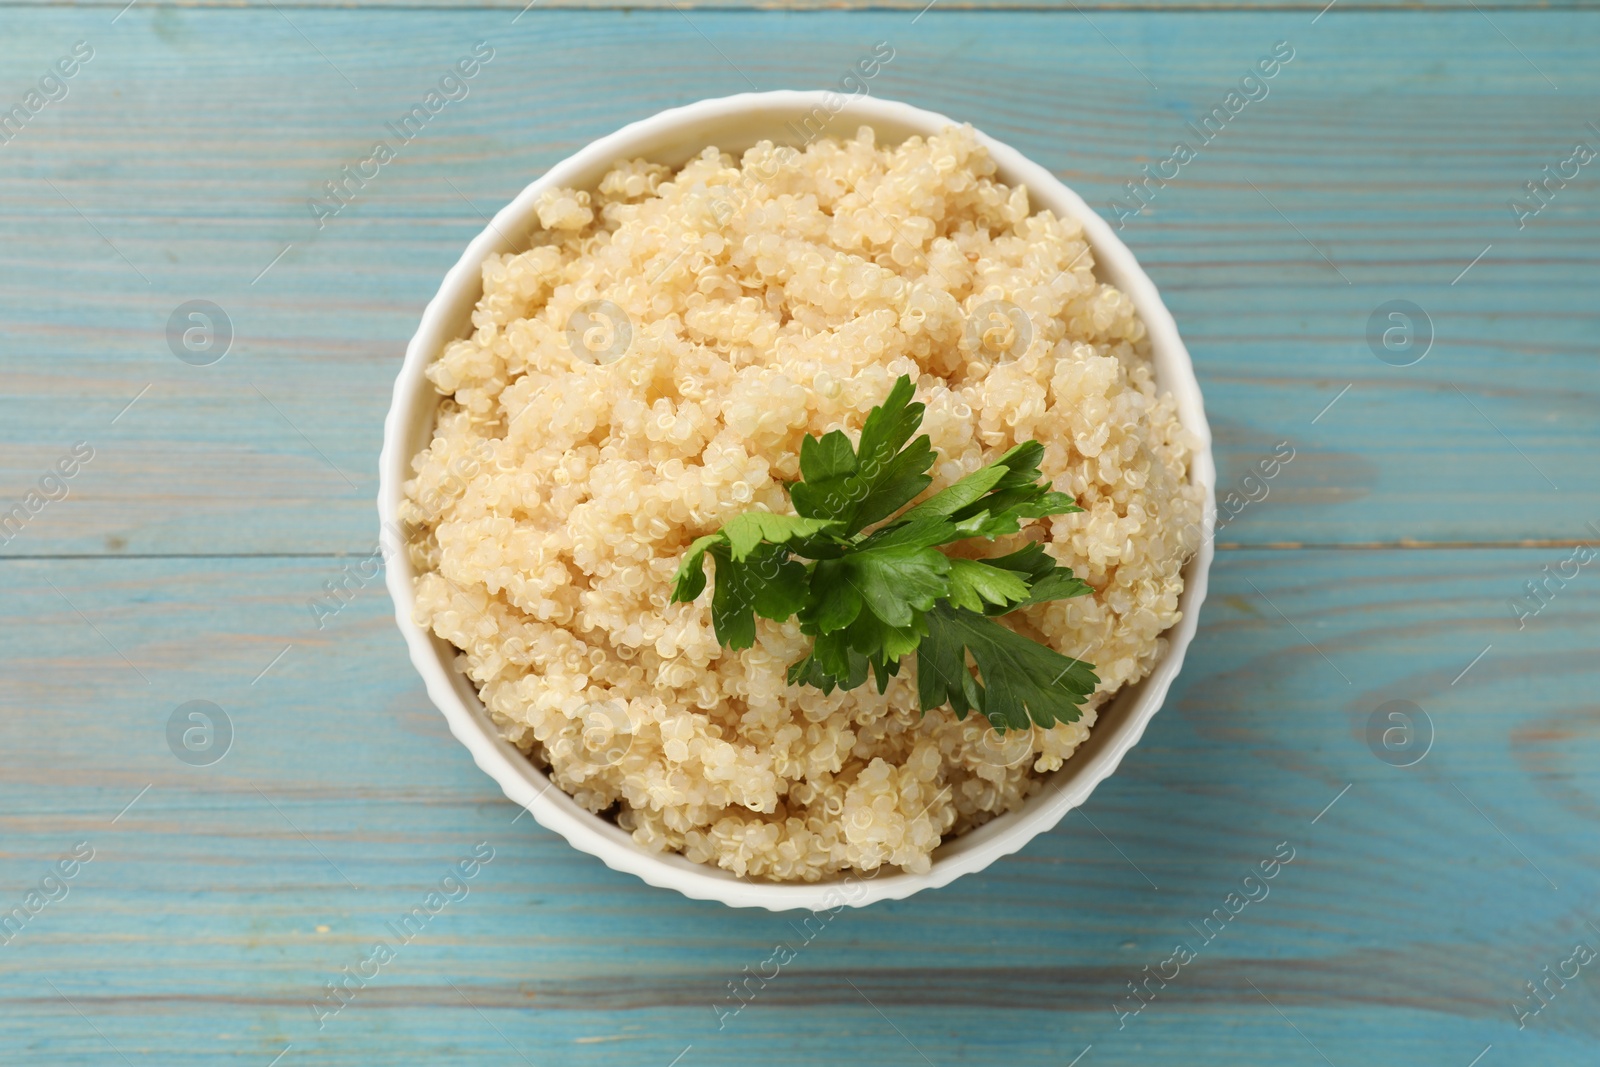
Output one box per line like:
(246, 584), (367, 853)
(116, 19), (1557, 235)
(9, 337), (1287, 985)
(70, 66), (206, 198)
(6, 0), (1598, 10)
(2, 2), (1599, 1066)
(1, 549), (1597, 1065)
(1, 9), (1597, 555)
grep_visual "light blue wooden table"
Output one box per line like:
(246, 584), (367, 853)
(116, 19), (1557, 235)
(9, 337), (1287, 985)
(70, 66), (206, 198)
(2, 0), (1598, 1064)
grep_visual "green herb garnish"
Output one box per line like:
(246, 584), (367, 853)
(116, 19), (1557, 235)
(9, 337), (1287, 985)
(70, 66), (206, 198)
(671, 375), (1099, 732)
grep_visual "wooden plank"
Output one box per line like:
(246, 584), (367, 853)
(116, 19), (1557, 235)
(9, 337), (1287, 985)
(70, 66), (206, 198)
(5, 0), (1598, 11)
(1, 8), (1596, 559)
(1, 548), (1595, 1064)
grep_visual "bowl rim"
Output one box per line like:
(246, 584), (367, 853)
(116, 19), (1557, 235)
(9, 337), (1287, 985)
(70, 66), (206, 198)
(378, 89), (1215, 911)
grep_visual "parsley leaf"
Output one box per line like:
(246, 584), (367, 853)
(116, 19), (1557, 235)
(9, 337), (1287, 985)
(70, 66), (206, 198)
(897, 442), (1040, 524)
(721, 511), (837, 560)
(786, 630), (871, 693)
(704, 541), (810, 649)
(917, 605), (1100, 731)
(840, 543), (951, 628)
(799, 558), (864, 635)
(672, 512), (836, 604)
(671, 532), (725, 603)
(670, 374), (1101, 730)
(790, 375), (936, 534)
(984, 542), (1095, 611)
(944, 558), (1032, 613)
(799, 430), (857, 482)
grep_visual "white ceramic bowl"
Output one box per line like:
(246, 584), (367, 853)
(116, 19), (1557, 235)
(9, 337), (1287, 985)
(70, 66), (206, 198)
(379, 91), (1214, 911)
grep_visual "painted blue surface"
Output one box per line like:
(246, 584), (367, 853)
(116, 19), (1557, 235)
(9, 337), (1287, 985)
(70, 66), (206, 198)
(0, 5), (1597, 1066)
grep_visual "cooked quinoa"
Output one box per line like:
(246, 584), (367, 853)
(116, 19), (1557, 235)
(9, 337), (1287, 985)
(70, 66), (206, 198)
(401, 125), (1202, 881)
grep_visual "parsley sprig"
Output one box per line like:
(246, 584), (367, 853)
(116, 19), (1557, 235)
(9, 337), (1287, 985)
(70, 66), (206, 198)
(671, 375), (1100, 732)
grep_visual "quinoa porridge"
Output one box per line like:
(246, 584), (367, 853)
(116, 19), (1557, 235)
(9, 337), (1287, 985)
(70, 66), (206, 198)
(400, 125), (1202, 882)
